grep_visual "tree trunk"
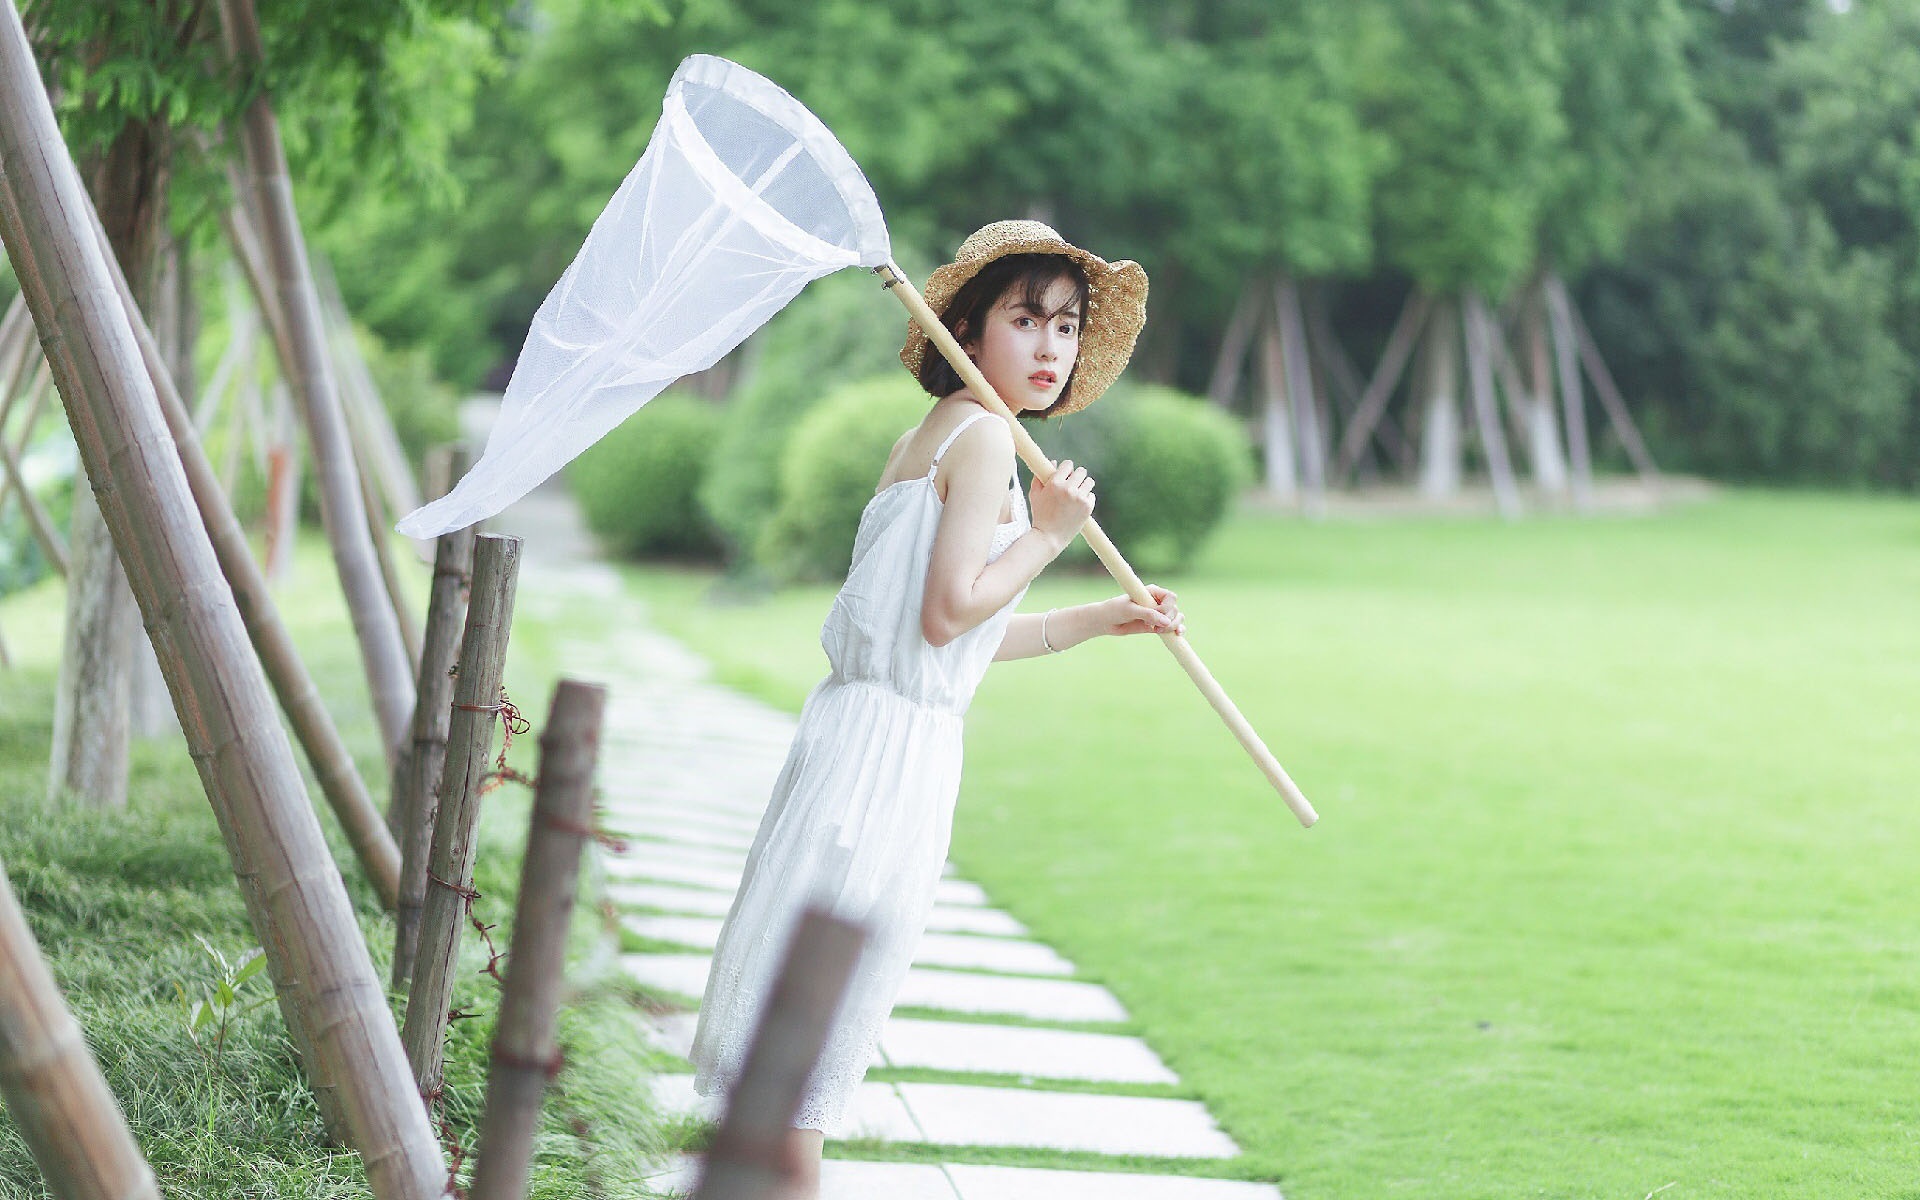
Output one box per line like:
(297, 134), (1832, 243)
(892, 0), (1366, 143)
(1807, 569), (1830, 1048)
(217, 0), (415, 766)
(1544, 276), (1595, 512)
(48, 489), (132, 808)
(1417, 298), (1461, 498)
(0, 855), (162, 1200)
(1255, 300), (1297, 501)
(1462, 292), (1521, 519)
(1274, 276), (1325, 517)
(1520, 286), (1569, 494)
(0, 7), (444, 1192)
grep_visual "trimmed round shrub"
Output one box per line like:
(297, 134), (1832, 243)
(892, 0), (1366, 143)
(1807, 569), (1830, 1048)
(1030, 383), (1253, 571)
(701, 271), (907, 563)
(567, 391), (725, 559)
(758, 375), (929, 583)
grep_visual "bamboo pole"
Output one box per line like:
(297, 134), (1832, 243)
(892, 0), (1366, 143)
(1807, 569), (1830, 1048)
(0, 394), (65, 572)
(392, 451), (477, 990)
(876, 263), (1315, 827)
(468, 680), (606, 1200)
(74, 184), (402, 910)
(402, 533), (523, 1094)
(0, 9), (443, 1190)
(692, 909), (868, 1200)
(216, 0), (416, 767)
(0, 855), (161, 1200)
(357, 435), (424, 669)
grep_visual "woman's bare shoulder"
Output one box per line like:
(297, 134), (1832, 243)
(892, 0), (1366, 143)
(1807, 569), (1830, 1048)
(933, 414), (1013, 501)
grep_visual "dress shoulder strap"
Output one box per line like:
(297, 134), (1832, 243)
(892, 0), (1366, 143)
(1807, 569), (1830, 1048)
(929, 410), (995, 470)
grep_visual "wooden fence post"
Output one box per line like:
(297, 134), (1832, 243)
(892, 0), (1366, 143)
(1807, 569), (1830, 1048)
(468, 680), (607, 1200)
(392, 447), (477, 990)
(693, 910), (868, 1200)
(0, 855), (161, 1200)
(401, 533), (522, 1097)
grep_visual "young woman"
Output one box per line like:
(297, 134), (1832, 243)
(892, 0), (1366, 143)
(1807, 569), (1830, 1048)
(689, 221), (1184, 1197)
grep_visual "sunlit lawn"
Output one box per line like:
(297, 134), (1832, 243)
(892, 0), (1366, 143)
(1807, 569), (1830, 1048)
(612, 487), (1920, 1199)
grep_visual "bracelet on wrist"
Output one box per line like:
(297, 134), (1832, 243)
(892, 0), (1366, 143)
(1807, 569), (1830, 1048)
(1040, 607), (1062, 653)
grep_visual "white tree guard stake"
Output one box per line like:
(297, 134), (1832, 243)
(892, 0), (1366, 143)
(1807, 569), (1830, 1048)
(398, 53), (1316, 827)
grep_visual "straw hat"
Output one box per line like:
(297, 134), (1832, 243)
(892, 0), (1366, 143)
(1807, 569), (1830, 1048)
(900, 220), (1148, 416)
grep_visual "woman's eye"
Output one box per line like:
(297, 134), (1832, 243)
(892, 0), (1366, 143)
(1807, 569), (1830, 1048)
(1059, 324), (1078, 337)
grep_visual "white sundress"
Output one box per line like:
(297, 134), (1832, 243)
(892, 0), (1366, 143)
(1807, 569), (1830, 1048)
(689, 409), (1031, 1132)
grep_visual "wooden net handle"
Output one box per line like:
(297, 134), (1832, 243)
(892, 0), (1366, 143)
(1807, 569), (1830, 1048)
(877, 264), (1316, 828)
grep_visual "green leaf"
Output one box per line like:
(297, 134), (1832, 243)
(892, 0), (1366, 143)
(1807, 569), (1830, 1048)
(234, 951), (268, 987)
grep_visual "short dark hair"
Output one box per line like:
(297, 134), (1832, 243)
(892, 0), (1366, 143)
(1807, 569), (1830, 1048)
(916, 253), (1091, 419)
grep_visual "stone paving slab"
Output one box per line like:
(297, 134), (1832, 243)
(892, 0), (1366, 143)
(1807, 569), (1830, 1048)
(648, 1075), (1235, 1159)
(925, 905), (1028, 937)
(622, 914), (1074, 977)
(604, 857), (740, 892)
(602, 816), (753, 853)
(610, 881), (1024, 940)
(946, 1164), (1281, 1199)
(601, 801), (762, 837)
(649, 1074), (921, 1141)
(608, 857), (985, 908)
(646, 1155), (960, 1200)
(623, 954), (1129, 1023)
(608, 881), (737, 917)
(880, 1018), (1178, 1085)
(897, 1083), (1240, 1158)
(893, 966), (1128, 1023)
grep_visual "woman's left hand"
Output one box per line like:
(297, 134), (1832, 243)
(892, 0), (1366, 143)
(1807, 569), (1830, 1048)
(1096, 584), (1184, 638)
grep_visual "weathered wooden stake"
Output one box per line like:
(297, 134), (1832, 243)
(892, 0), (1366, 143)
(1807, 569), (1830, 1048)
(468, 680), (607, 1200)
(693, 909), (868, 1200)
(0, 856), (161, 1200)
(392, 446), (477, 990)
(402, 533), (522, 1096)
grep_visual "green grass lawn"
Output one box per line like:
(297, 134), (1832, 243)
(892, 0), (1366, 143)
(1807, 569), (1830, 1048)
(0, 534), (667, 1197)
(612, 487), (1920, 1199)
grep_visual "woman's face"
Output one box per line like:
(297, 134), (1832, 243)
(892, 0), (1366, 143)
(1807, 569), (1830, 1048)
(964, 275), (1083, 413)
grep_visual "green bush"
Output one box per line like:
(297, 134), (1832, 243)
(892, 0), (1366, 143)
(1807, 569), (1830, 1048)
(1031, 383), (1253, 572)
(700, 271), (910, 564)
(568, 391), (725, 559)
(758, 375), (929, 584)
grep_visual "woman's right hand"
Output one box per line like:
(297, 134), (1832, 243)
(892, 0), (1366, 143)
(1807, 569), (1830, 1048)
(1029, 458), (1095, 552)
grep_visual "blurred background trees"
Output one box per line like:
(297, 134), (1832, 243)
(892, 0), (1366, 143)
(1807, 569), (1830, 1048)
(9, 0), (1919, 594)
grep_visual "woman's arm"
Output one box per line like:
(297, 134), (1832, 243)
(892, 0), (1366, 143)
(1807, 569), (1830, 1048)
(992, 587), (1186, 662)
(920, 419), (1074, 647)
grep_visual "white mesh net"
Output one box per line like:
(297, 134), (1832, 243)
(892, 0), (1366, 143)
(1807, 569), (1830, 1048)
(397, 54), (892, 538)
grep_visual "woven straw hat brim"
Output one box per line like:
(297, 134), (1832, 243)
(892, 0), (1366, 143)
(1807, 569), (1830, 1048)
(900, 220), (1147, 416)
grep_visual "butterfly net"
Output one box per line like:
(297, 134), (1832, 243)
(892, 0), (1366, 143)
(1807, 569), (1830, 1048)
(398, 54), (893, 538)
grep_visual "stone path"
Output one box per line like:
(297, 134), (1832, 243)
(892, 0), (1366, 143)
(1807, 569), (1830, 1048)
(490, 481), (1281, 1200)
